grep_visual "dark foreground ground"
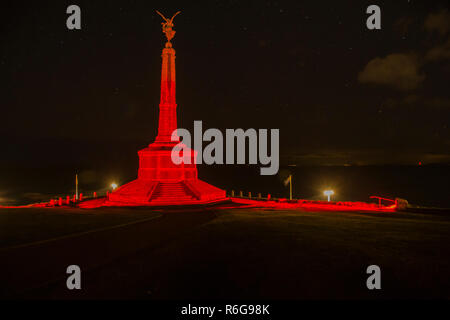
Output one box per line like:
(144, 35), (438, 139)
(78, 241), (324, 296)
(0, 204), (449, 299)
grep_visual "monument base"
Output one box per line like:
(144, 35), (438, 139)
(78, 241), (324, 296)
(79, 142), (226, 208)
(105, 178), (226, 206)
(105, 143), (225, 206)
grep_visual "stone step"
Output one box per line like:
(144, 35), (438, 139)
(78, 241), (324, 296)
(150, 182), (196, 202)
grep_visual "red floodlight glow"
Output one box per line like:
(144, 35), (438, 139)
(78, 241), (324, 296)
(81, 24), (226, 207)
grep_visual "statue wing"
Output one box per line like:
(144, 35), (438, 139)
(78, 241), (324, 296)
(169, 11), (181, 24)
(156, 10), (169, 23)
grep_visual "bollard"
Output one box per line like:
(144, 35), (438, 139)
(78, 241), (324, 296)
(58, 197), (62, 206)
(93, 192), (97, 198)
(239, 191), (243, 198)
(73, 195), (76, 202)
(80, 193), (83, 201)
(49, 199), (54, 206)
(248, 192), (252, 198)
(258, 193), (261, 199)
(66, 196), (70, 204)
(231, 190), (234, 197)
(267, 193), (271, 200)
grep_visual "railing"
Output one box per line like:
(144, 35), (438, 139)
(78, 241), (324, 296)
(369, 196), (396, 206)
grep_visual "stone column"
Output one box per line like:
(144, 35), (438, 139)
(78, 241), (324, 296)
(155, 42), (178, 143)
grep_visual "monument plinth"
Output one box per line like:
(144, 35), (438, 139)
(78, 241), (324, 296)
(104, 11), (225, 206)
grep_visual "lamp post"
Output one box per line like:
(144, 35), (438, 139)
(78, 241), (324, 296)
(284, 174), (292, 200)
(75, 173), (79, 200)
(324, 190), (334, 202)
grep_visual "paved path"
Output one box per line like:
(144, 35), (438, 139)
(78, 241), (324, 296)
(0, 211), (217, 298)
(2, 208), (449, 299)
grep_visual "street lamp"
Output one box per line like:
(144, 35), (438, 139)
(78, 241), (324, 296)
(324, 190), (334, 202)
(111, 183), (118, 190)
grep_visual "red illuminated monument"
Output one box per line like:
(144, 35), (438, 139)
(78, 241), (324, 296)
(105, 11), (225, 206)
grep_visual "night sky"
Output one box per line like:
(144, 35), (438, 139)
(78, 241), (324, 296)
(1, 0), (449, 173)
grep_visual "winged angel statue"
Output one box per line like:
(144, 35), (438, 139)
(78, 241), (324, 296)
(156, 10), (181, 42)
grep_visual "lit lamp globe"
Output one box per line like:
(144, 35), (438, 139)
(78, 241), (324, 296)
(111, 183), (118, 191)
(324, 190), (334, 202)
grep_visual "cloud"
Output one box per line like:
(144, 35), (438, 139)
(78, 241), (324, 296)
(358, 53), (425, 91)
(425, 37), (450, 61)
(424, 9), (450, 36)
